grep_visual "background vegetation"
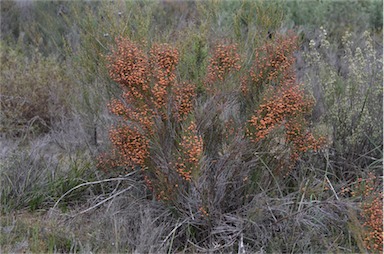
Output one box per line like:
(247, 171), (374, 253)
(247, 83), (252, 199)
(1, 0), (382, 253)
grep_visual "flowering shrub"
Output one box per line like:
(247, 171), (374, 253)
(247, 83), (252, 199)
(101, 34), (324, 205)
(205, 43), (241, 93)
(244, 34), (324, 174)
(99, 37), (199, 201)
(362, 193), (383, 253)
(109, 125), (150, 168)
(250, 34), (297, 87)
(172, 82), (196, 122)
(149, 43), (179, 113)
(175, 121), (203, 181)
(351, 173), (383, 253)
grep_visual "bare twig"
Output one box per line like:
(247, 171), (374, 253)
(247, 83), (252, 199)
(325, 175), (339, 200)
(161, 218), (188, 248)
(50, 171), (137, 216)
(72, 186), (132, 217)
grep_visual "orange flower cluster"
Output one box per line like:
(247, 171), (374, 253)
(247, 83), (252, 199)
(109, 125), (149, 168)
(362, 193), (383, 252)
(284, 119), (324, 165)
(108, 95), (154, 134)
(103, 38), (201, 202)
(172, 82), (196, 121)
(150, 44), (179, 110)
(249, 33), (298, 88)
(240, 76), (250, 95)
(199, 206), (209, 217)
(352, 173), (383, 252)
(246, 33), (324, 172)
(176, 121), (203, 181)
(206, 44), (241, 87)
(143, 174), (153, 192)
(248, 86), (323, 172)
(248, 85), (313, 142)
(96, 152), (115, 173)
(107, 37), (149, 100)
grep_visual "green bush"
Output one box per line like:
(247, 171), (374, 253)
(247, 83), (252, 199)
(303, 28), (383, 163)
(0, 43), (71, 137)
(283, 0), (382, 33)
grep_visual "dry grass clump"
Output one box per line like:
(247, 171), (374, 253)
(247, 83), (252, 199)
(0, 138), (94, 213)
(0, 211), (78, 253)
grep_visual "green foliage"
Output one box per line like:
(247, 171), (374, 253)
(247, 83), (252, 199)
(304, 28), (383, 161)
(0, 1), (74, 56)
(62, 1), (161, 141)
(283, 0), (382, 33)
(0, 43), (71, 137)
(233, 0), (284, 44)
(0, 0), (21, 42)
(177, 32), (208, 88)
(0, 213), (78, 253)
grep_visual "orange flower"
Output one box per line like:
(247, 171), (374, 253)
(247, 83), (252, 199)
(352, 173), (383, 252)
(103, 38), (200, 201)
(150, 43), (179, 111)
(175, 121), (203, 181)
(106, 37), (150, 100)
(172, 82), (196, 121)
(109, 125), (149, 169)
(205, 43), (241, 92)
(246, 33), (324, 174)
